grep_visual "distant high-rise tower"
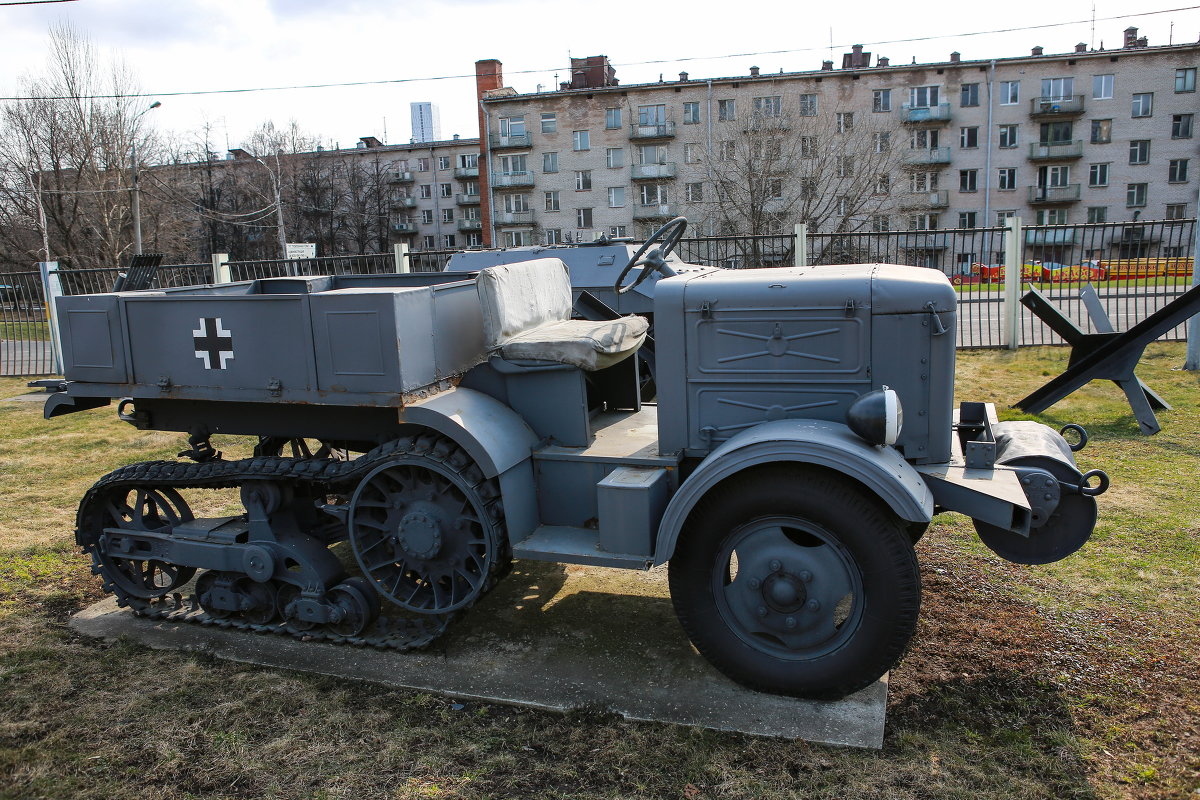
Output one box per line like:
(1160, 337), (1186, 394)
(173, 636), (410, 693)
(410, 102), (442, 143)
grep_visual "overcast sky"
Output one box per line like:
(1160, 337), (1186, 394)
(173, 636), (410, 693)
(2, 0), (1197, 154)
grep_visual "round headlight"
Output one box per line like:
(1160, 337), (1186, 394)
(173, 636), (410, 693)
(846, 387), (903, 446)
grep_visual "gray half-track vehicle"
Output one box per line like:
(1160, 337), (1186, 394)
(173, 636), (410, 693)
(42, 219), (1109, 699)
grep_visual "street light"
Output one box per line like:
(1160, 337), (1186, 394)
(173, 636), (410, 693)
(250, 152), (289, 260)
(131, 100), (161, 255)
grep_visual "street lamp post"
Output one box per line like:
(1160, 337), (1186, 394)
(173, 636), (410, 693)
(252, 153), (288, 259)
(131, 101), (161, 255)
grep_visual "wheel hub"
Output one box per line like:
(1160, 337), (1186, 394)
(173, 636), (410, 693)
(761, 571), (807, 614)
(395, 510), (443, 560)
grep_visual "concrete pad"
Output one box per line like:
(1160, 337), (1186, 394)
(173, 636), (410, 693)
(70, 561), (887, 749)
(4, 393), (46, 402)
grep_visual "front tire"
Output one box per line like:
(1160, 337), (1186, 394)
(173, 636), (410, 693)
(668, 466), (921, 699)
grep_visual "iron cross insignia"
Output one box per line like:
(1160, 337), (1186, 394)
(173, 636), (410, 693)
(192, 317), (234, 370)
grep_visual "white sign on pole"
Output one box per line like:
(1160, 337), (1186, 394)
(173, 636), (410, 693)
(285, 243), (316, 260)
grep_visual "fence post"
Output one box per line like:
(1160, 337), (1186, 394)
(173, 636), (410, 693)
(211, 253), (230, 284)
(793, 223), (808, 267)
(1185, 214), (1200, 370)
(37, 261), (63, 374)
(1004, 217), (1023, 350)
(394, 243), (410, 274)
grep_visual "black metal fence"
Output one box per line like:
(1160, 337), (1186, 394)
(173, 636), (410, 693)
(226, 253), (397, 282)
(0, 270), (52, 376)
(677, 235), (796, 268)
(404, 249), (457, 273)
(51, 263), (214, 297)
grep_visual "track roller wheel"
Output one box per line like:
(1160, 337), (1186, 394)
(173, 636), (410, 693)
(327, 577), (380, 637)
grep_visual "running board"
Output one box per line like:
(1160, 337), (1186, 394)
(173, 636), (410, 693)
(513, 525), (652, 570)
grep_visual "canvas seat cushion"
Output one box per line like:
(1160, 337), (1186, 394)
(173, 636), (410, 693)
(500, 316), (649, 371)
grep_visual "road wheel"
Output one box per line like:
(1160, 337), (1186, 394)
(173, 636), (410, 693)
(668, 465), (921, 699)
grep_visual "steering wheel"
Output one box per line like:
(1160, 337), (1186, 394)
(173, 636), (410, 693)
(614, 216), (687, 294)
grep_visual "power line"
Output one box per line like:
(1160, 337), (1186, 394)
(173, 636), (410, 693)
(1, 5), (1196, 101)
(0, 0), (80, 5)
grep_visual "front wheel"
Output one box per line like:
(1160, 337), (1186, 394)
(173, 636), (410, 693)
(668, 466), (921, 699)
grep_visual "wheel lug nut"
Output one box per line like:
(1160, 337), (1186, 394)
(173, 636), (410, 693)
(769, 559), (782, 572)
(757, 605), (768, 617)
(799, 570), (812, 583)
(807, 599), (820, 612)
(785, 616), (796, 628)
(749, 578), (760, 589)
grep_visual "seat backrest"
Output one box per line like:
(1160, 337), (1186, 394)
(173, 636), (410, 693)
(476, 258), (574, 348)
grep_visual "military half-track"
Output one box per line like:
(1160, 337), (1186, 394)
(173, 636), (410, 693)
(41, 219), (1109, 699)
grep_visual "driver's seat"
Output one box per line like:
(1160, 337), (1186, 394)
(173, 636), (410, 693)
(476, 258), (648, 371)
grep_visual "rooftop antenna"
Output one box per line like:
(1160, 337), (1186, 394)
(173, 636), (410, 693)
(1090, 2), (1095, 49)
(829, 27), (834, 62)
(382, 116), (387, 144)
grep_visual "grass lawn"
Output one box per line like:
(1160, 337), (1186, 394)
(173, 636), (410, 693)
(0, 319), (49, 341)
(952, 276), (1192, 294)
(1, 345), (1197, 799)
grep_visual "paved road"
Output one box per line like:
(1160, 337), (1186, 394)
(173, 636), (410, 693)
(0, 339), (53, 376)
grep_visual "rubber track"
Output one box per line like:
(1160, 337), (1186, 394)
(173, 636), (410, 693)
(77, 434), (506, 652)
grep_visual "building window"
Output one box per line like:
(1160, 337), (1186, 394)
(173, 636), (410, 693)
(875, 174), (890, 195)
(1092, 74), (1114, 100)
(719, 141), (736, 161)
(638, 143), (669, 165)
(442, 234), (456, 248)
(466, 233), (483, 247)
(874, 132), (890, 153)
(499, 117), (526, 137)
(575, 170), (592, 191)
(909, 214), (939, 230)
(753, 96), (783, 118)
(608, 186), (625, 207)
(998, 168), (1016, 190)
(458, 153), (478, 169)
(871, 215), (889, 232)
(718, 99), (736, 121)
(799, 94), (818, 116)
(1039, 121), (1073, 144)
(545, 191), (560, 211)
(573, 130), (590, 151)
(910, 86), (939, 108)
(1172, 114), (1194, 139)
(959, 169), (978, 192)
(435, 156), (449, 170)
(960, 126), (979, 148)
(1126, 183), (1147, 207)
(419, 184), (432, 199)
(961, 83), (980, 107)
(873, 89), (891, 112)
(1041, 77), (1074, 100)
(910, 171), (939, 192)
(1165, 203), (1187, 219)
(1087, 207), (1107, 223)
(640, 184), (668, 205)
(999, 81), (1019, 105)
(1169, 159), (1189, 183)
(610, 225), (627, 238)
(463, 181), (479, 197)
(1131, 93), (1153, 117)
(422, 235), (435, 249)
(1036, 209), (1068, 225)
(605, 108), (621, 129)
(540, 112), (557, 134)
(503, 231), (527, 248)
(420, 209), (434, 224)
(441, 208), (454, 223)
(1129, 140), (1150, 165)
(996, 210), (1015, 225)
(998, 124), (1018, 148)
(958, 211), (978, 228)
(606, 147), (624, 168)
(439, 183), (452, 197)
(1090, 119), (1112, 143)
(417, 157), (430, 171)
(910, 128), (940, 150)
(498, 153), (526, 174)
(835, 155), (852, 178)
(576, 208), (592, 228)
(543, 152), (558, 173)
(767, 178), (783, 199)
(1176, 68), (1197, 93)
(836, 112), (854, 133)
(503, 194), (529, 213)
(638, 104), (667, 126)
(683, 143), (701, 163)
(683, 101), (700, 124)
(1089, 163), (1110, 187)
(685, 182), (704, 202)
(545, 228), (562, 244)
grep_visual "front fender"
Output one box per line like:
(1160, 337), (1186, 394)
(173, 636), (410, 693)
(652, 419), (933, 566)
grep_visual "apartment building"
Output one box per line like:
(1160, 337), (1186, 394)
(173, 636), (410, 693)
(474, 27), (1199, 252)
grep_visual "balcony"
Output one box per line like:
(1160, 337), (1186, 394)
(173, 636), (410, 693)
(457, 218), (483, 232)
(631, 162), (677, 180)
(1028, 184), (1081, 204)
(1028, 140), (1083, 160)
(1025, 228), (1078, 246)
(901, 103), (952, 124)
(456, 193), (481, 206)
(453, 166), (479, 179)
(629, 121), (676, 140)
(633, 203), (677, 220)
(491, 171), (534, 188)
(391, 197), (416, 209)
(494, 210), (534, 226)
(899, 190), (949, 209)
(390, 222), (416, 234)
(1029, 96), (1085, 118)
(388, 171), (414, 183)
(902, 147), (952, 166)
(489, 133), (531, 150)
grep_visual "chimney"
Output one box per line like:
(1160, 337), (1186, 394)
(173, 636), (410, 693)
(679, 71), (689, 81)
(821, 60), (834, 71)
(750, 66), (760, 77)
(1031, 46), (1044, 56)
(1075, 42), (1087, 53)
(1137, 36), (1148, 47)
(474, 59), (504, 247)
(570, 55), (618, 89)
(877, 56), (890, 67)
(841, 44), (871, 69)
(950, 51), (960, 62)
(1124, 26), (1139, 48)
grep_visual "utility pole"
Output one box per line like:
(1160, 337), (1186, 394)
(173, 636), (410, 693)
(1184, 181), (1200, 369)
(253, 153), (288, 258)
(131, 101), (161, 255)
